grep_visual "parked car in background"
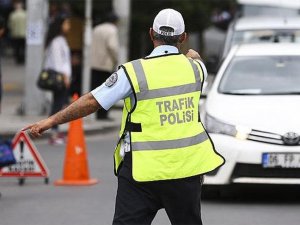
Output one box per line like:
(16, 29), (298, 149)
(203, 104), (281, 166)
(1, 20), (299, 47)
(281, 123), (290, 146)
(222, 16), (300, 59)
(236, 0), (300, 17)
(203, 43), (300, 187)
(203, 0), (300, 75)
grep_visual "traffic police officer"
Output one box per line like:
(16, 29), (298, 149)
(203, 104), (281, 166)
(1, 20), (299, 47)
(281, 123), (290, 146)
(25, 8), (225, 225)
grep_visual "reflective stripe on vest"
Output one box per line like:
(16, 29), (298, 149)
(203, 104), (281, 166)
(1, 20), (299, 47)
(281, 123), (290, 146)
(132, 131), (208, 151)
(132, 58), (202, 100)
(114, 54), (225, 181)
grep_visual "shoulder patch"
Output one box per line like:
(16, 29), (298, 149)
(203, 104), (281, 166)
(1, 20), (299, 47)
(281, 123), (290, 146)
(105, 73), (118, 87)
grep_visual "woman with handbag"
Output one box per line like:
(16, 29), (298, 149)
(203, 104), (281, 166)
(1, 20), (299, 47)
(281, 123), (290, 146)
(43, 16), (71, 145)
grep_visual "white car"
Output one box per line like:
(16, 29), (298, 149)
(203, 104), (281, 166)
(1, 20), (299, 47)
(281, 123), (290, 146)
(237, 0), (300, 17)
(204, 43), (300, 186)
(222, 16), (300, 59)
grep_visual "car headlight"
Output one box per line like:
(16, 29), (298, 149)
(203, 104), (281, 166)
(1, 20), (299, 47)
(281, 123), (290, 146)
(204, 114), (251, 140)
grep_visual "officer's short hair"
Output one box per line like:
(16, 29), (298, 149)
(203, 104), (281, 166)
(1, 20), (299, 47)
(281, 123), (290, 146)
(153, 26), (181, 46)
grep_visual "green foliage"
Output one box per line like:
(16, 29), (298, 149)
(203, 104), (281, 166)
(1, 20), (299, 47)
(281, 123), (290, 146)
(131, 0), (235, 33)
(171, 0), (211, 32)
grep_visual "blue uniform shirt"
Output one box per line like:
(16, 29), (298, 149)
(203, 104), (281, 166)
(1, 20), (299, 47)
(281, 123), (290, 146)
(91, 45), (207, 110)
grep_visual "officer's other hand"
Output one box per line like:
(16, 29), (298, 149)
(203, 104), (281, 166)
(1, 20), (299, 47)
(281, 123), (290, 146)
(186, 49), (202, 60)
(22, 118), (53, 138)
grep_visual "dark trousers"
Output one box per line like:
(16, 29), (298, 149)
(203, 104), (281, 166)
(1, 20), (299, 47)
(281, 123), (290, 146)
(90, 69), (111, 119)
(12, 38), (25, 64)
(113, 154), (203, 225)
(50, 88), (68, 130)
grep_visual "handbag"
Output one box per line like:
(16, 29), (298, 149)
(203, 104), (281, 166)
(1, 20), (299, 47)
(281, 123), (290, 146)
(0, 140), (16, 169)
(37, 69), (65, 91)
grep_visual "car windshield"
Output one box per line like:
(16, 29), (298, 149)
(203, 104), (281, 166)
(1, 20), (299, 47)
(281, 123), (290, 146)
(231, 30), (300, 47)
(219, 56), (300, 95)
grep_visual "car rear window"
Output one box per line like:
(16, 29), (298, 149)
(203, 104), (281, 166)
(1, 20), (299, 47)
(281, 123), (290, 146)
(241, 5), (300, 17)
(231, 30), (300, 47)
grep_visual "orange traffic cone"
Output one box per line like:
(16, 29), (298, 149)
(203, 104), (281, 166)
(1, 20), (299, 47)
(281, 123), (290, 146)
(55, 94), (98, 186)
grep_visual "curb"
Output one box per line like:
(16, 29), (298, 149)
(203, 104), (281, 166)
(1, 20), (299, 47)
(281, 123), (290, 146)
(0, 108), (123, 140)
(0, 125), (120, 140)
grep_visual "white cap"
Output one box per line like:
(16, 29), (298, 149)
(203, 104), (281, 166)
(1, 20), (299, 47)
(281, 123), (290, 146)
(153, 8), (185, 36)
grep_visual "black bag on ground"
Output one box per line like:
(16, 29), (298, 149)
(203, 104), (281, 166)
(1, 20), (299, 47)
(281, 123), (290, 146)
(0, 140), (16, 169)
(37, 69), (65, 91)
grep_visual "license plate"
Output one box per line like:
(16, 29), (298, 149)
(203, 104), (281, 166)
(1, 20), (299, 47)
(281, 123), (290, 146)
(262, 153), (300, 168)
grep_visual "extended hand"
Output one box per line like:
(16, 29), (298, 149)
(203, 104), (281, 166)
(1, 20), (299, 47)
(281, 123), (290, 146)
(22, 118), (53, 138)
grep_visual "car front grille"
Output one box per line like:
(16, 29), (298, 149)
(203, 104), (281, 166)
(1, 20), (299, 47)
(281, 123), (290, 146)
(247, 129), (300, 146)
(232, 163), (300, 179)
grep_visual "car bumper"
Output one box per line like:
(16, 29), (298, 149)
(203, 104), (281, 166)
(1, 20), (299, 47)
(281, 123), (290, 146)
(204, 134), (300, 185)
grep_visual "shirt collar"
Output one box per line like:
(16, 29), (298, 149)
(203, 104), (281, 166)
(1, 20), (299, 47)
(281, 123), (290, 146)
(147, 45), (180, 57)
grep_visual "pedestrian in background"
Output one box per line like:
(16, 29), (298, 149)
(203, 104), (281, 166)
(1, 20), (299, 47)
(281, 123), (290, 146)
(43, 16), (71, 145)
(90, 12), (119, 120)
(8, 0), (26, 64)
(24, 8), (224, 224)
(0, 15), (5, 113)
(65, 5), (84, 97)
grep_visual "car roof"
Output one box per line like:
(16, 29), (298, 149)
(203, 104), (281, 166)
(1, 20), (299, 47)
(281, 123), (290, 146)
(234, 17), (300, 30)
(237, 0), (300, 9)
(234, 43), (300, 56)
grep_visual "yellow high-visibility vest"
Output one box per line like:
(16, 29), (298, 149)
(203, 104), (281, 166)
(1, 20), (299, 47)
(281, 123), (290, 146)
(114, 54), (224, 182)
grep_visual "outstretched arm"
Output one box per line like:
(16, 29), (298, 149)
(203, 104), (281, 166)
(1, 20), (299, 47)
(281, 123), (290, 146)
(23, 93), (101, 137)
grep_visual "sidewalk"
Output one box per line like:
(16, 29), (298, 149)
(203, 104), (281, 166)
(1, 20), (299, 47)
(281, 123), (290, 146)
(0, 56), (213, 139)
(0, 57), (122, 139)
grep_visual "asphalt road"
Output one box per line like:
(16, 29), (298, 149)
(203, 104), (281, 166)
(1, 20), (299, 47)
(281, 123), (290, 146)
(1, 129), (300, 225)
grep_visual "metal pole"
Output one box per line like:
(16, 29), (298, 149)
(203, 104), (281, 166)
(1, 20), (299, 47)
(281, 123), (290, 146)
(24, 0), (48, 115)
(113, 0), (131, 64)
(81, 0), (92, 95)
